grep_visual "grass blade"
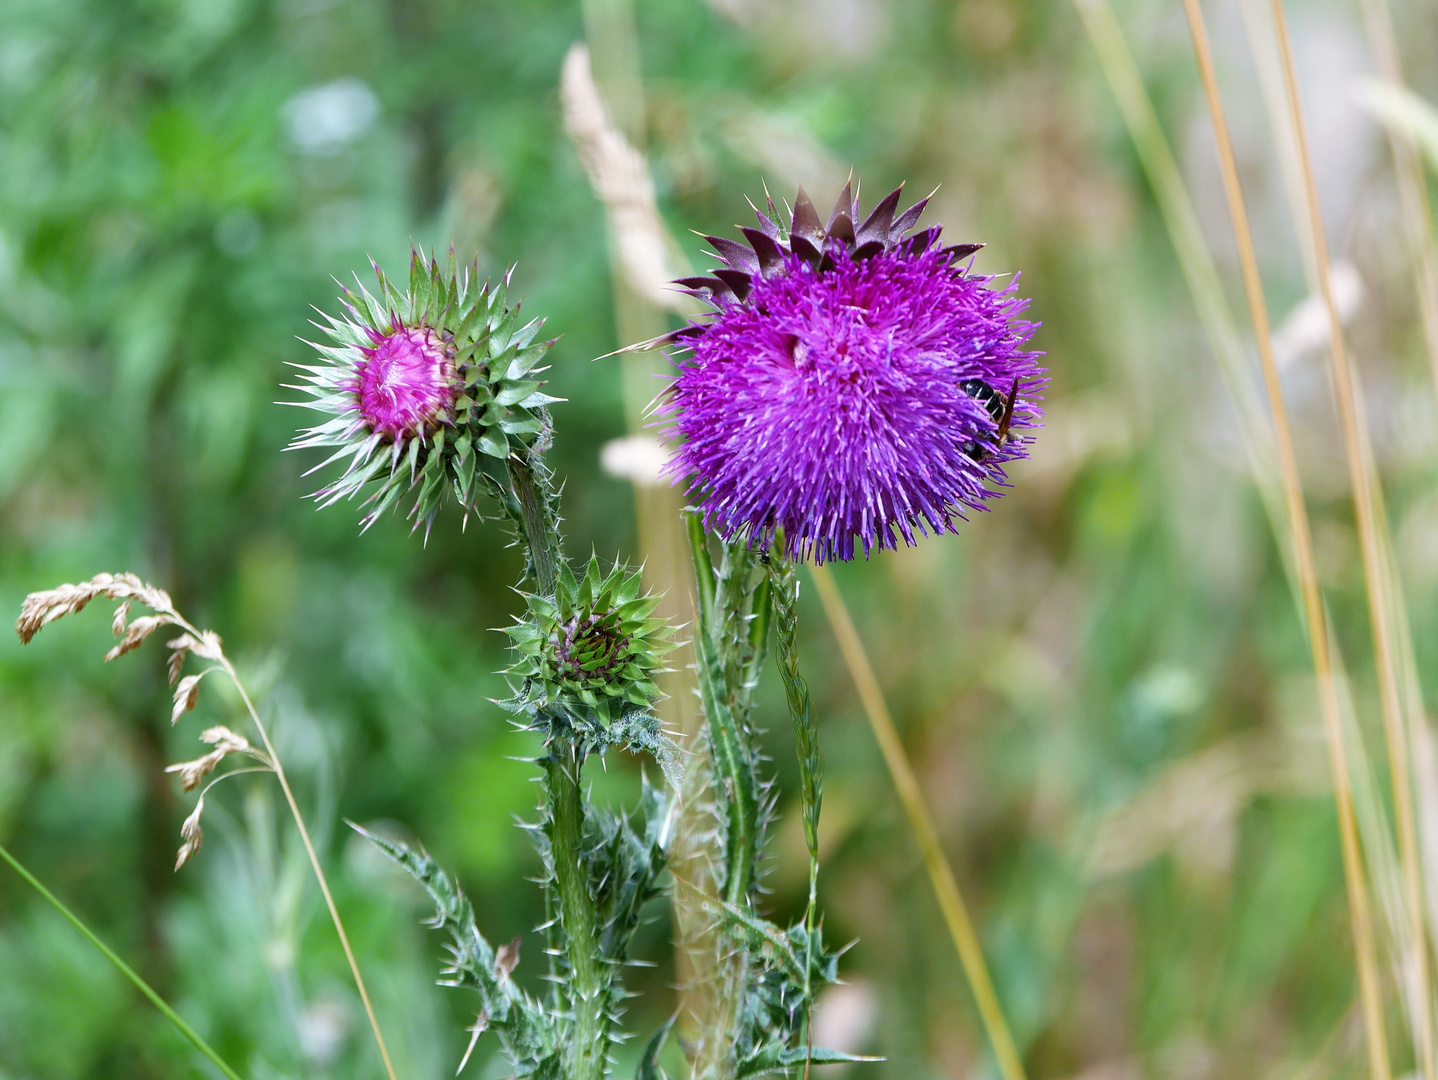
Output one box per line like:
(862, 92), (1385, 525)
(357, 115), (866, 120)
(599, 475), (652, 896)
(0, 841), (246, 1080)
(1263, 2), (1432, 1073)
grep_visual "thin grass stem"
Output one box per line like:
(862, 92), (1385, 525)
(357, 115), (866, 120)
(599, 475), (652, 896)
(807, 563), (1026, 1080)
(1266, 2), (1430, 1071)
(1180, 2), (1394, 1074)
(0, 841), (246, 1080)
(1070, 0), (1301, 611)
(218, 655), (399, 1080)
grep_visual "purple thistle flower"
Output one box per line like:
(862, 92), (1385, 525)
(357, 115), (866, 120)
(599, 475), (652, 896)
(655, 182), (1044, 563)
(355, 324), (456, 440)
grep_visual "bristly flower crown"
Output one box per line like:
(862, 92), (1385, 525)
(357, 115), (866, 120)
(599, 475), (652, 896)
(656, 180), (1045, 563)
(286, 247), (560, 537)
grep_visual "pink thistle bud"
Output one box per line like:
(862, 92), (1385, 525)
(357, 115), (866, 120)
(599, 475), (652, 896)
(355, 326), (457, 440)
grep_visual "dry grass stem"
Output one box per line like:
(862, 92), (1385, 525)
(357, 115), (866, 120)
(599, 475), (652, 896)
(1265, 0), (1433, 1072)
(560, 43), (693, 315)
(15, 572), (401, 1080)
(808, 563), (1027, 1080)
(1181, 4), (1395, 1073)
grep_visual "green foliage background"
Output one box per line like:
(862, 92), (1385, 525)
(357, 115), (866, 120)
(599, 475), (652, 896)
(2, 0), (1436, 1076)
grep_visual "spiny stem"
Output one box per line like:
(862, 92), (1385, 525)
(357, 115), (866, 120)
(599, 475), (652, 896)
(506, 441), (614, 1078)
(684, 514), (759, 907)
(508, 452), (561, 594)
(1179, 4), (1394, 1076)
(217, 653), (400, 1080)
(808, 564), (1026, 1080)
(769, 554), (821, 1079)
(545, 743), (610, 1080)
(0, 841), (246, 1080)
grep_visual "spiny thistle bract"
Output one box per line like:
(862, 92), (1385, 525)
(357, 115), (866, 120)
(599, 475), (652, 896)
(287, 247), (559, 535)
(505, 556), (674, 727)
(657, 181), (1046, 563)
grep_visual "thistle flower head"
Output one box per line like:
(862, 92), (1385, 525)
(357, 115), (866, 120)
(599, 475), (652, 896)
(287, 247), (559, 535)
(657, 182), (1044, 563)
(505, 556), (674, 728)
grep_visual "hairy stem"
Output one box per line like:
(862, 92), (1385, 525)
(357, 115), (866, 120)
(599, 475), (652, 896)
(508, 452), (561, 594)
(545, 744), (610, 1080)
(684, 514), (759, 907)
(0, 841), (246, 1080)
(769, 555), (821, 1076)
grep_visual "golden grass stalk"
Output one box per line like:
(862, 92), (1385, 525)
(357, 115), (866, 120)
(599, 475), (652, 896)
(1069, 0), (1300, 603)
(220, 656), (399, 1080)
(808, 563), (1026, 1080)
(1179, 5), (1392, 1074)
(1264, 2), (1433, 1073)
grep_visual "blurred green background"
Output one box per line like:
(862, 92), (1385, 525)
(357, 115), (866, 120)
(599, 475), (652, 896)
(3, 0), (1437, 1076)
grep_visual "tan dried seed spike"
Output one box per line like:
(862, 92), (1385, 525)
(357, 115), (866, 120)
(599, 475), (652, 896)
(167, 640), (189, 685)
(176, 797), (205, 869)
(104, 614), (171, 662)
(165, 749), (225, 792)
(172, 674), (203, 724)
(199, 725), (250, 752)
(190, 630), (223, 662)
(111, 601), (130, 636)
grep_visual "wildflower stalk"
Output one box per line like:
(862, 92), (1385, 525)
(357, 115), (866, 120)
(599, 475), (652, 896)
(1179, 4), (1395, 1076)
(0, 841), (246, 1080)
(503, 445), (635, 1080)
(684, 512), (760, 907)
(768, 551), (821, 1072)
(808, 564), (1026, 1080)
(545, 742), (609, 1080)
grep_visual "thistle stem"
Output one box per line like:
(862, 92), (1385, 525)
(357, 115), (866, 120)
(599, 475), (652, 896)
(769, 555), (821, 1078)
(684, 514), (759, 906)
(545, 743), (610, 1080)
(508, 453), (561, 594)
(0, 841), (246, 1080)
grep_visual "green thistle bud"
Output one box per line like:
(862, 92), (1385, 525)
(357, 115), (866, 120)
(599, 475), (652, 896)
(287, 246), (560, 535)
(506, 556), (675, 727)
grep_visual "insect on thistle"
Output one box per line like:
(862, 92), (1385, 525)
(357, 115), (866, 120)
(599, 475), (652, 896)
(959, 376), (1021, 462)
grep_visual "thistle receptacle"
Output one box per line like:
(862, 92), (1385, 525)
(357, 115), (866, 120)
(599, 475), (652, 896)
(504, 555), (674, 732)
